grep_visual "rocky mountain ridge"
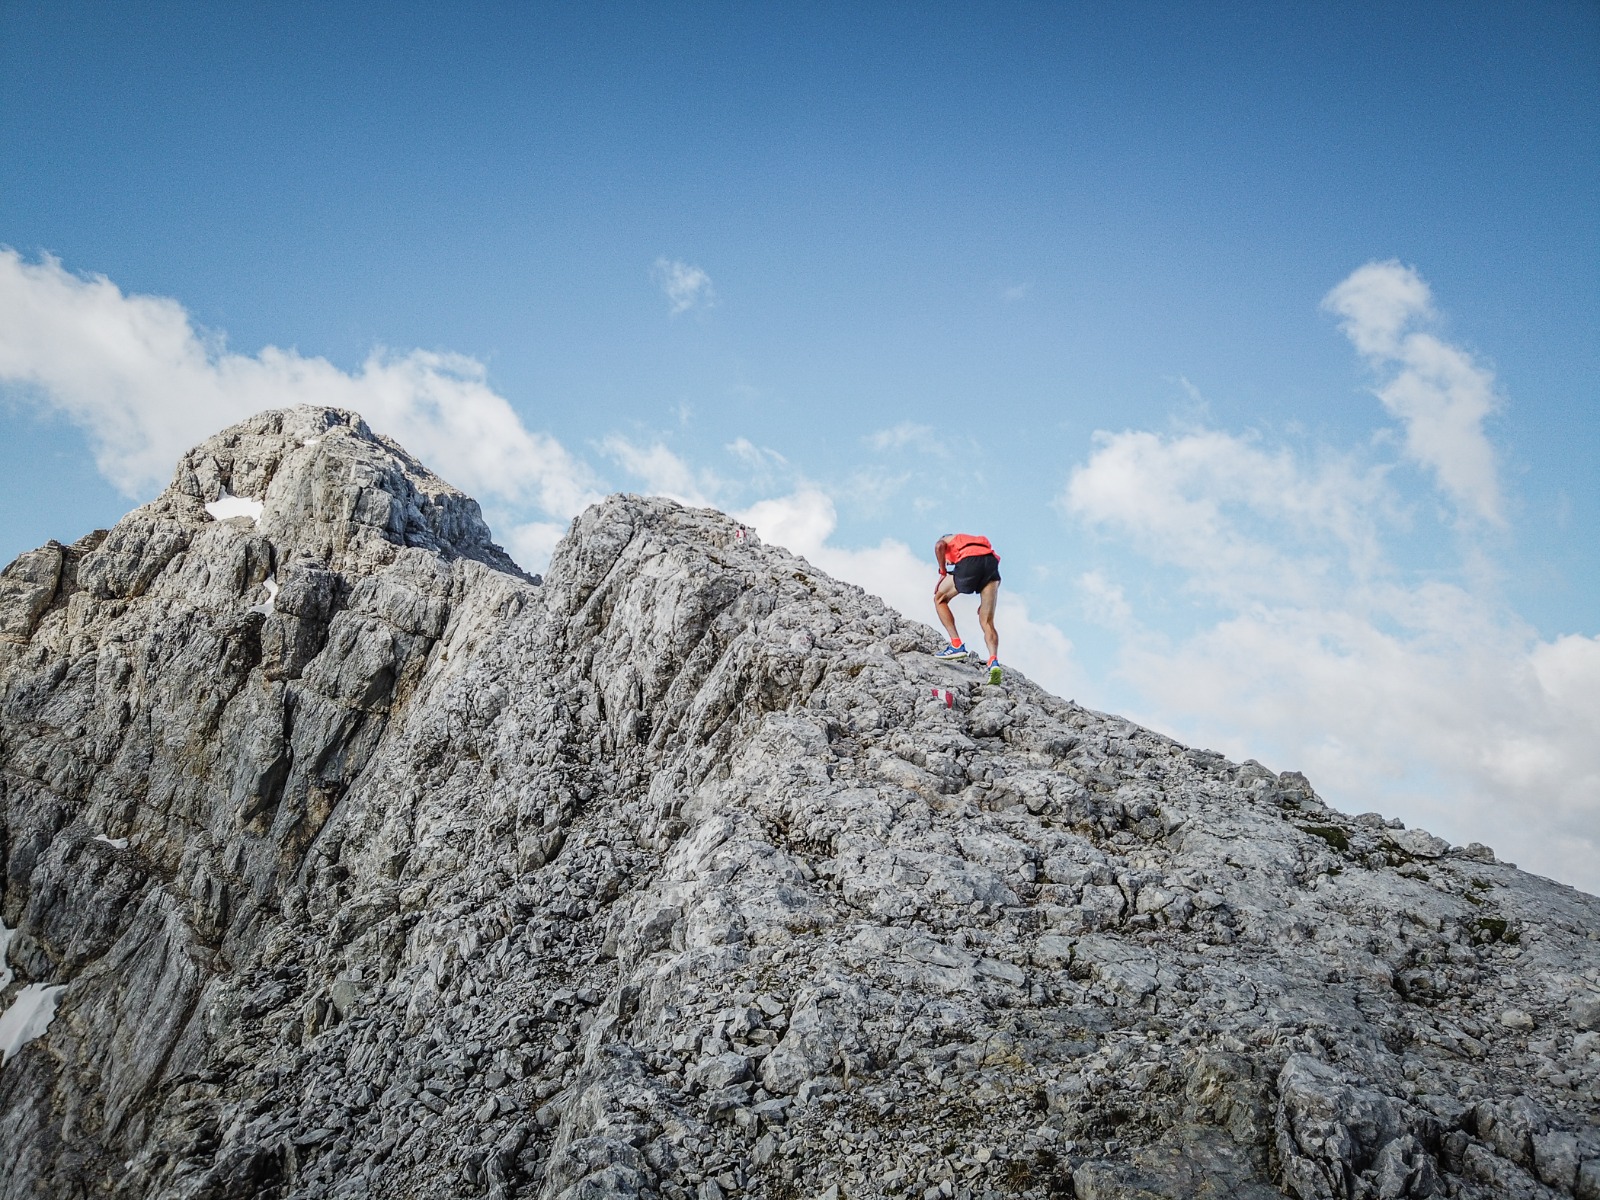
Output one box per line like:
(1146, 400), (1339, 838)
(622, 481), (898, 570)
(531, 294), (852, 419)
(0, 406), (1596, 1200)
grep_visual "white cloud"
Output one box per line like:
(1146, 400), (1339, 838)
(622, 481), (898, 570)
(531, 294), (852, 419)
(1063, 427), (1388, 603)
(1112, 591), (1600, 893)
(1078, 569), (1133, 630)
(503, 520), (570, 574)
(1324, 260), (1503, 524)
(600, 436), (718, 507)
(739, 487), (1081, 699)
(652, 258), (715, 315)
(1059, 263), (1596, 891)
(1321, 259), (1433, 357)
(0, 250), (601, 527)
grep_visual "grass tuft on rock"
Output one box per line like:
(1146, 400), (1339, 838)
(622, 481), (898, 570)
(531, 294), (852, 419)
(1298, 825), (1350, 853)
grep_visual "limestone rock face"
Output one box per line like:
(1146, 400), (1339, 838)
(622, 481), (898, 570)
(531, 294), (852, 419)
(0, 406), (1596, 1200)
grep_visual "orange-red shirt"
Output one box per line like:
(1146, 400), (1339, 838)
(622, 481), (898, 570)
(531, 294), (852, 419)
(943, 533), (998, 564)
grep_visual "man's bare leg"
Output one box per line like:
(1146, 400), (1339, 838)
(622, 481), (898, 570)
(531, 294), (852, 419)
(976, 579), (1000, 663)
(934, 575), (962, 645)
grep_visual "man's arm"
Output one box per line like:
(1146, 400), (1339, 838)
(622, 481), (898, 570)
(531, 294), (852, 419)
(933, 536), (949, 575)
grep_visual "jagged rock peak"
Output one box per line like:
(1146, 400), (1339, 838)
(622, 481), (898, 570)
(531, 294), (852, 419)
(0, 412), (1597, 1200)
(1, 405), (524, 649)
(166, 404), (522, 577)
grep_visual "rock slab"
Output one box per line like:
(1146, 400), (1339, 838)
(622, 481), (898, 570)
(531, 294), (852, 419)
(0, 406), (1596, 1200)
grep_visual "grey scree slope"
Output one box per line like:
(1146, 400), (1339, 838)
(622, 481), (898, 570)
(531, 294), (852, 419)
(0, 407), (1596, 1200)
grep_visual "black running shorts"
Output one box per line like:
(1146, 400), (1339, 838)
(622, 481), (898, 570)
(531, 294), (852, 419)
(951, 553), (1001, 595)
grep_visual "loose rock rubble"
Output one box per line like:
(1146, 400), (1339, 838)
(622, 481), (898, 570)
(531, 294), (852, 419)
(0, 406), (1596, 1200)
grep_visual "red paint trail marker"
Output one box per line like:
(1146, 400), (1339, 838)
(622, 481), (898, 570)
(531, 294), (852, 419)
(931, 687), (954, 708)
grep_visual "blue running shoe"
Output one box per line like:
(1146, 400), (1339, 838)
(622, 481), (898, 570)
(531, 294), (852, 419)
(987, 660), (1003, 685)
(935, 643), (970, 661)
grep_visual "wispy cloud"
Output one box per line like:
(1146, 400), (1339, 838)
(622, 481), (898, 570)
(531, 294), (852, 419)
(725, 437), (787, 470)
(1002, 282), (1029, 303)
(1169, 374), (1209, 413)
(652, 257), (716, 315)
(724, 437), (791, 496)
(866, 421), (941, 454)
(1323, 260), (1503, 524)
(840, 466), (911, 512)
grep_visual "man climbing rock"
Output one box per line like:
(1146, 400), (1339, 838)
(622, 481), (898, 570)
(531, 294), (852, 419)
(932, 532), (1002, 683)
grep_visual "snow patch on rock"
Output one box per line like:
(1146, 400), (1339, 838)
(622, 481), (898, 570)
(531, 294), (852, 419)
(248, 574), (278, 616)
(0, 983), (66, 1066)
(203, 485), (263, 524)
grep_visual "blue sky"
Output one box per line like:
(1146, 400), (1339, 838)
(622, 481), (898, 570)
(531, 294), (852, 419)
(2, 1), (1597, 890)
